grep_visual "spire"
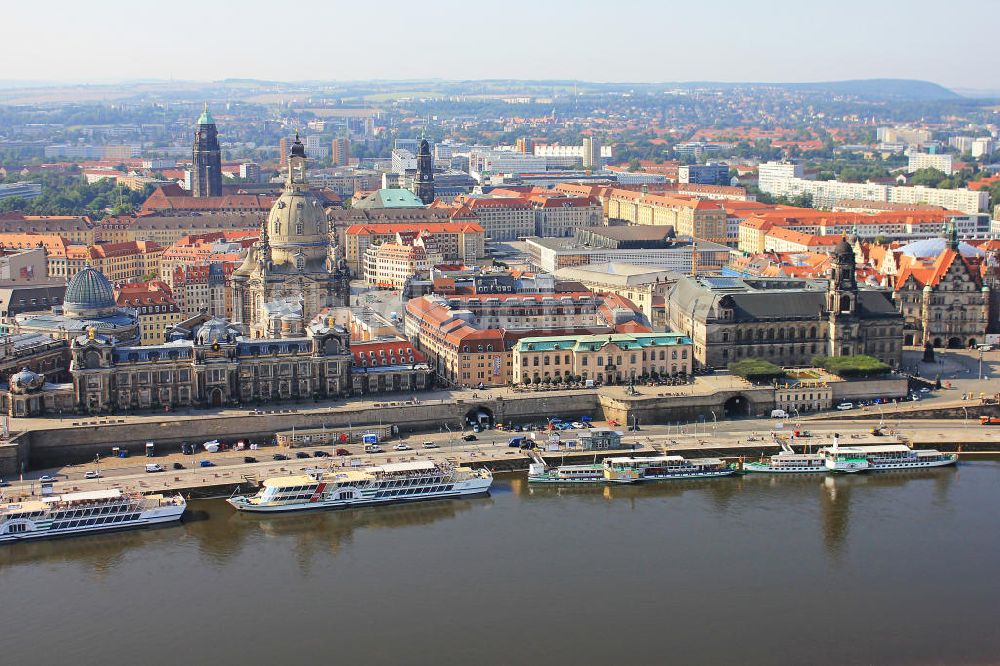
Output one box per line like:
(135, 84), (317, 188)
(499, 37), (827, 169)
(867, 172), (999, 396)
(197, 103), (215, 126)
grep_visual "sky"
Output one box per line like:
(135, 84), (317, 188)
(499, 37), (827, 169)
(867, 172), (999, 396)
(4, 0), (997, 91)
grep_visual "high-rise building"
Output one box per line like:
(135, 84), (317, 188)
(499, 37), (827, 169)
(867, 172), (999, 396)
(191, 105), (222, 198)
(515, 138), (535, 154)
(239, 162), (261, 182)
(582, 137), (602, 169)
(331, 137), (350, 166)
(413, 138), (435, 205)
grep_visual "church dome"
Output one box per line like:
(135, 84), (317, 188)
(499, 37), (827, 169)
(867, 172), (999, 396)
(194, 317), (235, 345)
(833, 238), (854, 258)
(64, 266), (116, 318)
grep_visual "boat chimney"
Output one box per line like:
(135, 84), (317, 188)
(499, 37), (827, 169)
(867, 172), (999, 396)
(832, 433), (839, 451)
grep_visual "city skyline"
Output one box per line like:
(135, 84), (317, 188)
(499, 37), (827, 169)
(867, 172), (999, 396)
(4, 0), (998, 92)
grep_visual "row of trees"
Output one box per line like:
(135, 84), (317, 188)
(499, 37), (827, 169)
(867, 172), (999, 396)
(729, 355), (891, 382)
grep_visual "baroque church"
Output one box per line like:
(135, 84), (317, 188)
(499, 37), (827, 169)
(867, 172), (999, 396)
(231, 134), (342, 337)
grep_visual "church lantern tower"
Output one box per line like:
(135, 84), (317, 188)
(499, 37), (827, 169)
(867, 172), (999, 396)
(827, 238), (860, 356)
(192, 104), (223, 197)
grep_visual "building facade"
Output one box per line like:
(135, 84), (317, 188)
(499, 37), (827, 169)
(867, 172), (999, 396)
(512, 332), (692, 385)
(668, 242), (904, 369)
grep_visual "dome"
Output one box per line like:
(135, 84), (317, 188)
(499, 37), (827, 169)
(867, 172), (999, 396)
(197, 103), (215, 126)
(833, 238), (854, 258)
(194, 317), (235, 345)
(9, 367), (44, 394)
(64, 266), (116, 318)
(900, 237), (984, 259)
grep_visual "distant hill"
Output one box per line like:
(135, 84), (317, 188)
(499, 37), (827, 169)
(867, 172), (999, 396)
(778, 79), (960, 100)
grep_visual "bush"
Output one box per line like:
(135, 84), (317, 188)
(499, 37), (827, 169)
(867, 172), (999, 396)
(728, 359), (786, 382)
(811, 354), (890, 378)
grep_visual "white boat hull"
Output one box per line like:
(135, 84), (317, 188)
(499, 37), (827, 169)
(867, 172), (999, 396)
(868, 457), (958, 471)
(228, 477), (492, 513)
(0, 503), (185, 544)
(743, 464), (827, 474)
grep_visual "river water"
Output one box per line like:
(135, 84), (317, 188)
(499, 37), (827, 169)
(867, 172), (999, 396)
(3, 461), (999, 666)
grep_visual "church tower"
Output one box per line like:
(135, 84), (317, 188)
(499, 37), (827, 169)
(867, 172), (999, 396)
(413, 138), (435, 205)
(192, 104), (222, 197)
(230, 133), (340, 338)
(827, 238), (859, 356)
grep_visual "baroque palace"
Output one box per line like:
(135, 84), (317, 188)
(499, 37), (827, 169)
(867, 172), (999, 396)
(1, 134), (429, 418)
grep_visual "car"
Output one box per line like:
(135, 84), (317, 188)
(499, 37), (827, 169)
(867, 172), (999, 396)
(422, 441), (439, 449)
(84, 470), (102, 479)
(172, 462), (185, 470)
(243, 456), (258, 464)
(272, 453), (289, 461)
(462, 434), (478, 442)
(920, 387), (930, 393)
(199, 460), (215, 468)
(335, 448), (351, 456)
(145, 464), (165, 473)
(836, 402), (854, 411)
(472, 424), (481, 433)
(394, 443), (412, 451)
(571, 422), (585, 429)
(295, 451), (311, 459)
(313, 450), (330, 458)
(0, 479), (9, 487)
(519, 441), (536, 450)
(39, 475), (55, 482)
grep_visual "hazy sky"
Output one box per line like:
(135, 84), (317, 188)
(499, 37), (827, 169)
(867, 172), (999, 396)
(5, 0), (997, 90)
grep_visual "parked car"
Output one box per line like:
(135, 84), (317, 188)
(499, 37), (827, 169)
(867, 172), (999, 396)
(335, 448), (351, 456)
(39, 475), (55, 482)
(422, 441), (439, 449)
(145, 463), (165, 473)
(919, 387), (930, 393)
(394, 443), (412, 451)
(836, 402), (854, 411)
(243, 456), (258, 464)
(172, 462), (185, 470)
(84, 470), (102, 479)
(313, 450), (330, 458)
(472, 424), (481, 433)
(519, 441), (536, 450)
(508, 436), (526, 448)
(295, 451), (311, 459)
(571, 422), (585, 429)
(198, 460), (215, 468)
(272, 453), (289, 461)
(0, 479), (9, 487)
(462, 434), (478, 441)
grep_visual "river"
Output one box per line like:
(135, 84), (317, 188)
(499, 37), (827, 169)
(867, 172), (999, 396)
(2, 460), (999, 665)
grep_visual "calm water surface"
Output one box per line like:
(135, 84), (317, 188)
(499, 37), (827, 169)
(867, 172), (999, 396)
(3, 461), (1000, 666)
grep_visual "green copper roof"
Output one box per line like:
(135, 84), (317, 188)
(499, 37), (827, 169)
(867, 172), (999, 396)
(197, 104), (215, 125)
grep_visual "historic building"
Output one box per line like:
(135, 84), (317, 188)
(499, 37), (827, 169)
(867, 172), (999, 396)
(14, 266), (140, 343)
(231, 135), (342, 338)
(67, 315), (352, 413)
(191, 105), (223, 197)
(512, 332), (692, 385)
(668, 239), (904, 369)
(412, 138), (435, 205)
(892, 223), (989, 348)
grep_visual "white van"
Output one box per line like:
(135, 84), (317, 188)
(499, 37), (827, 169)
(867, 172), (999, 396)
(770, 409), (789, 419)
(144, 463), (164, 473)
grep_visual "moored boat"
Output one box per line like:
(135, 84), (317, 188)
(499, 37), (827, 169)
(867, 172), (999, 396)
(852, 444), (957, 471)
(227, 460), (492, 513)
(744, 452), (827, 474)
(527, 463), (611, 484)
(0, 489), (186, 543)
(604, 455), (736, 482)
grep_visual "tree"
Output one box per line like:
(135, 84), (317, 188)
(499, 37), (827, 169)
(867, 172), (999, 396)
(908, 167), (948, 188)
(728, 359), (786, 382)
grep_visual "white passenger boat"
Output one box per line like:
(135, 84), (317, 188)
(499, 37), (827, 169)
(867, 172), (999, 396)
(0, 489), (186, 543)
(527, 463), (611, 484)
(850, 444), (957, 471)
(227, 460), (493, 513)
(820, 446), (870, 473)
(603, 455), (736, 482)
(743, 452), (827, 474)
